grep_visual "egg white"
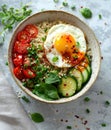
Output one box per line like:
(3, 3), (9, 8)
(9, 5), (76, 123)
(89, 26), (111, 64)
(44, 23), (87, 68)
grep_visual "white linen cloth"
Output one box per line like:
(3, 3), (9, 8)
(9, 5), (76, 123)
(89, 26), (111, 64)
(0, 71), (36, 130)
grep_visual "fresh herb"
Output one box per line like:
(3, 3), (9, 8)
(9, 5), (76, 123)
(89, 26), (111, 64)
(84, 97), (90, 102)
(71, 6), (76, 10)
(42, 36), (46, 42)
(0, 4), (32, 44)
(101, 123), (106, 127)
(73, 55), (78, 59)
(99, 14), (102, 19)
(28, 44), (38, 59)
(53, 0), (59, 3)
(22, 96), (30, 103)
(105, 100), (110, 106)
(80, 8), (92, 18)
(66, 126), (72, 129)
(44, 28), (48, 32)
(76, 42), (80, 47)
(38, 45), (43, 51)
(30, 113), (44, 123)
(5, 61), (8, 66)
(62, 2), (68, 7)
(85, 108), (90, 113)
(52, 56), (59, 62)
(100, 91), (103, 95)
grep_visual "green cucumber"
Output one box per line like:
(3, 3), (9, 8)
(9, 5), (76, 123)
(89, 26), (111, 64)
(86, 64), (92, 75)
(58, 76), (77, 97)
(80, 66), (89, 84)
(69, 68), (83, 91)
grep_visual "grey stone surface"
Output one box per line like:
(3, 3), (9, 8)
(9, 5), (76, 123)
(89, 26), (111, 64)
(0, 0), (111, 130)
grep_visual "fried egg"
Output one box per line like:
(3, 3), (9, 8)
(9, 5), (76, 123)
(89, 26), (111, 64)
(44, 24), (87, 68)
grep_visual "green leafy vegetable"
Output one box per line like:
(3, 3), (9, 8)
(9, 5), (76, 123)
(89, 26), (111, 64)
(45, 85), (60, 99)
(30, 113), (44, 123)
(5, 61), (8, 66)
(33, 83), (60, 100)
(42, 36), (46, 42)
(101, 123), (106, 127)
(71, 6), (76, 10)
(84, 97), (90, 102)
(66, 126), (72, 129)
(45, 72), (61, 84)
(99, 14), (102, 19)
(0, 4), (32, 44)
(62, 2), (68, 7)
(21, 96), (30, 103)
(52, 56), (59, 62)
(80, 8), (92, 18)
(85, 108), (90, 113)
(105, 100), (110, 106)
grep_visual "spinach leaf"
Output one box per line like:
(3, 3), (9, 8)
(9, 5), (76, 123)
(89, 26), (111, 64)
(33, 83), (60, 100)
(45, 85), (60, 99)
(30, 113), (44, 123)
(45, 72), (61, 84)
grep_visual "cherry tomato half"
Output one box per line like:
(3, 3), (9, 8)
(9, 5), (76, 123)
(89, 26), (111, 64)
(23, 68), (36, 79)
(14, 41), (30, 54)
(13, 54), (23, 66)
(25, 24), (38, 39)
(17, 30), (30, 43)
(13, 66), (24, 80)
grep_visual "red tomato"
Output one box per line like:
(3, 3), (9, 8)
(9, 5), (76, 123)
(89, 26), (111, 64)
(25, 24), (38, 38)
(17, 30), (30, 43)
(13, 54), (23, 66)
(13, 66), (24, 80)
(14, 41), (30, 54)
(23, 68), (36, 79)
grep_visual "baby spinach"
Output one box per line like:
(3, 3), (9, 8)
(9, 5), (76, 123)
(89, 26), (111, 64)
(45, 72), (61, 84)
(30, 113), (44, 123)
(33, 82), (60, 100)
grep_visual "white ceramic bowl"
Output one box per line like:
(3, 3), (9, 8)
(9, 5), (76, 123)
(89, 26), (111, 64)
(8, 10), (101, 103)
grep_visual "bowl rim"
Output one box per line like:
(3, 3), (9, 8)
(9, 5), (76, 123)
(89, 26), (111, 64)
(8, 10), (101, 104)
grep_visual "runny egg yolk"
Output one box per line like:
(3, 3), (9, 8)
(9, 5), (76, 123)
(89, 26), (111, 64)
(54, 34), (76, 56)
(54, 33), (85, 66)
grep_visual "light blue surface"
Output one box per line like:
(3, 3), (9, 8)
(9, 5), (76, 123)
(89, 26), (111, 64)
(0, 0), (111, 130)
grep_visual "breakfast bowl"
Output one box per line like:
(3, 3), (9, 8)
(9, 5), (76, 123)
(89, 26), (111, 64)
(8, 10), (101, 104)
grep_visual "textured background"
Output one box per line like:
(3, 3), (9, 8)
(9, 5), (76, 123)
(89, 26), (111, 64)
(0, 0), (111, 130)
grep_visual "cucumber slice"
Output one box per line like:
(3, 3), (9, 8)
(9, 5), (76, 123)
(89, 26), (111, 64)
(77, 66), (89, 84)
(86, 64), (92, 75)
(69, 68), (83, 91)
(82, 67), (89, 83)
(58, 76), (77, 97)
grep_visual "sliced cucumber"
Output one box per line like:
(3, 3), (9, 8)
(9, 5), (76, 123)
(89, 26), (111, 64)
(82, 67), (89, 83)
(58, 76), (77, 97)
(69, 68), (83, 91)
(77, 65), (89, 84)
(86, 64), (92, 75)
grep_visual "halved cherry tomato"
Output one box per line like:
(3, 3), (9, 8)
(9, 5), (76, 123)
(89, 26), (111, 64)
(13, 66), (24, 80)
(13, 54), (23, 66)
(25, 24), (38, 39)
(14, 41), (30, 54)
(23, 68), (36, 79)
(17, 30), (30, 43)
